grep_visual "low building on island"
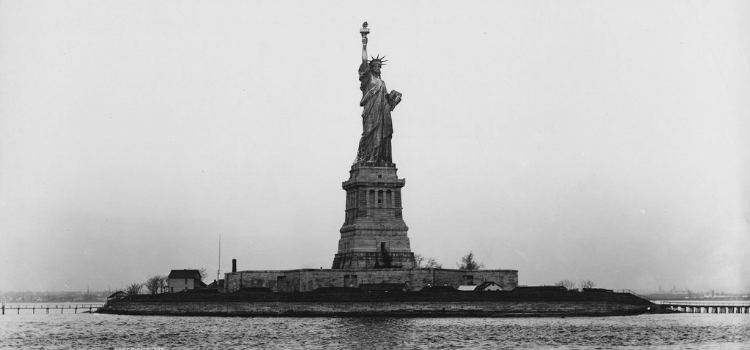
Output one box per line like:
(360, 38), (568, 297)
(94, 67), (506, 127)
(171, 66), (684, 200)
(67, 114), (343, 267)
(167, 269), (205, 293)
(459, 281), (504, 291)
(224, 265), (517, 293)
(205, 279), (225, 292)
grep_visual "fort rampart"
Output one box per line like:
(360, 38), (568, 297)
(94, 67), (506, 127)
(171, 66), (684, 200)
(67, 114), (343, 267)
(224, 268), (519, 293)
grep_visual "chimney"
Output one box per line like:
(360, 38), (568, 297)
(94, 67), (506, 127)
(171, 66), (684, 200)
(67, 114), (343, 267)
(232, 259), (237, 273)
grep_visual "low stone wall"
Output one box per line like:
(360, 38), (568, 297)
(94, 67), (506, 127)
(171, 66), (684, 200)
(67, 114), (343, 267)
(224, 268), (519, 293)
(101, 300), (648, 317)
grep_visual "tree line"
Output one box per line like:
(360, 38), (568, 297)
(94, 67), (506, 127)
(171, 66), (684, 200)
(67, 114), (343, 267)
(123, 268), (208, 296)
(554, 279), (597, 291)
(413, 251), (487, 270)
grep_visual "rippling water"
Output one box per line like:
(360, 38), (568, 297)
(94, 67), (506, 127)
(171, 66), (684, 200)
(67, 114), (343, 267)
(1, 313), (748, 349)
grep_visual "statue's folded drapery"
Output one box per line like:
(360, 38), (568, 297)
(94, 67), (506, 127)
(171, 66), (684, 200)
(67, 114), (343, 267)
(355, 62), (393, 165)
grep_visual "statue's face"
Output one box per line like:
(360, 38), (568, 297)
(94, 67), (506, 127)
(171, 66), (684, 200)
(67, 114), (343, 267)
(371, 63), (381, 74)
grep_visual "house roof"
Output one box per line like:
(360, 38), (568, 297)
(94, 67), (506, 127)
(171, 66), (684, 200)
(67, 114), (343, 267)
(358, 283), (410, 292)
(168, 269), (202, 279)
(475, 281), (502, 291)
(206, 279), (224, 289)
(458, 285), (477, 291)
(107, 291), (126, 299)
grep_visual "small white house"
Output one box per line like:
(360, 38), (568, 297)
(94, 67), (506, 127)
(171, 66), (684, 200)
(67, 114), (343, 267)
(167, 269), (204, 293)
(458, 281), (503, 291)
(476, 281), (503, 291)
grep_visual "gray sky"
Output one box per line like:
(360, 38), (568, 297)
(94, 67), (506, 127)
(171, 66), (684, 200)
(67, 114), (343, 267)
(1, 1), (748, 293)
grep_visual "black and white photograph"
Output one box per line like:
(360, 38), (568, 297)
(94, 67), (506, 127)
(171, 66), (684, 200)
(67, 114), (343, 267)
(1, 1), (748, 349)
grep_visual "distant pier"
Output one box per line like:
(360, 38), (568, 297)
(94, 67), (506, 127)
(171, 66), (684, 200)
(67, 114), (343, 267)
(1, 303), (103, 315)
(654, 300), (750, 314)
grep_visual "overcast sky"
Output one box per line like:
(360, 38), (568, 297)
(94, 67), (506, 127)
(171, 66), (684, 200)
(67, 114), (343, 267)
(1, 1), (748, 293)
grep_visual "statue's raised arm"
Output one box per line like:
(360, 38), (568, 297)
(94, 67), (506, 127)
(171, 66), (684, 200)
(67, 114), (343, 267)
(360, 22), (369, 66)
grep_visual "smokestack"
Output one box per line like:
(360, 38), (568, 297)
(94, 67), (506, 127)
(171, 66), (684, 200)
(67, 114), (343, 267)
(232, 259), (237, 273)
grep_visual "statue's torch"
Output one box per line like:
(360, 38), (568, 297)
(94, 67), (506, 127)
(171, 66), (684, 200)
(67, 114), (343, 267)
(360, 22), (369, 45)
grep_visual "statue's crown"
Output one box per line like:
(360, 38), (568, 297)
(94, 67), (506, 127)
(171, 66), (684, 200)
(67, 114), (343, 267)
(369, 54), (387, 66)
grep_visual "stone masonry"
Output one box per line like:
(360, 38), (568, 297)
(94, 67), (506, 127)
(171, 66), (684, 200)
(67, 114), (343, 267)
(225, 268), (518, 293)
(332, 164), (416, 269)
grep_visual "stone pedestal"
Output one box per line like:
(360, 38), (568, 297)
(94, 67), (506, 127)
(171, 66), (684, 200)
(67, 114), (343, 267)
(332, 162), (416, 269)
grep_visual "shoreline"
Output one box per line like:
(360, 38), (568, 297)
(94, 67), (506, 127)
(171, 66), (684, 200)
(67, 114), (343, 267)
(98, 288), (656, 317)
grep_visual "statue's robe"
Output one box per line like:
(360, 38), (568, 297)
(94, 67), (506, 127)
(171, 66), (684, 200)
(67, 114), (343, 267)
(356, 62), (393, 165)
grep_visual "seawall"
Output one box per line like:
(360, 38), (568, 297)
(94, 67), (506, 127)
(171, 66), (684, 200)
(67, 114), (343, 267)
(100, 299), (650, 317)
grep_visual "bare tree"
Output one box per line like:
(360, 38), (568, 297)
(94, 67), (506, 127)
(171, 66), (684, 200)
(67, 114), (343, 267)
(456, 252), (485, 270)
(125, 283), (143, 296)
(413, 254), (425, 268)
(145, 276), (162, 294)
(580, 279), (596, 289)
(189, 268), (208, 282)
(554, 279), (576, 290)
(425, 258), (442, 269)
(159, 275), (169, 293)
(414, 254), (442, 269)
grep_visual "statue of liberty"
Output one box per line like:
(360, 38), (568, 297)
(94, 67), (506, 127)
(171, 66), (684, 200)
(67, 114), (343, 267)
(355, 22), (402, 166)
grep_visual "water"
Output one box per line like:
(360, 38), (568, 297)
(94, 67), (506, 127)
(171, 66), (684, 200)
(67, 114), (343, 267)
(1, 313), (748, 349)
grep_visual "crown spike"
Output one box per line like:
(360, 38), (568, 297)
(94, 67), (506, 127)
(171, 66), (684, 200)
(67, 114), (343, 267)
(368, 54), (388, 66)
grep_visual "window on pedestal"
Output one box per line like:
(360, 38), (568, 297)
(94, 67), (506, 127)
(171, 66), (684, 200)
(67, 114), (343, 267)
(386, 191), (392, 206)
(344, 275), (358, 287)
(378, 190), (383, 205)
(368, 190), (375, 206)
